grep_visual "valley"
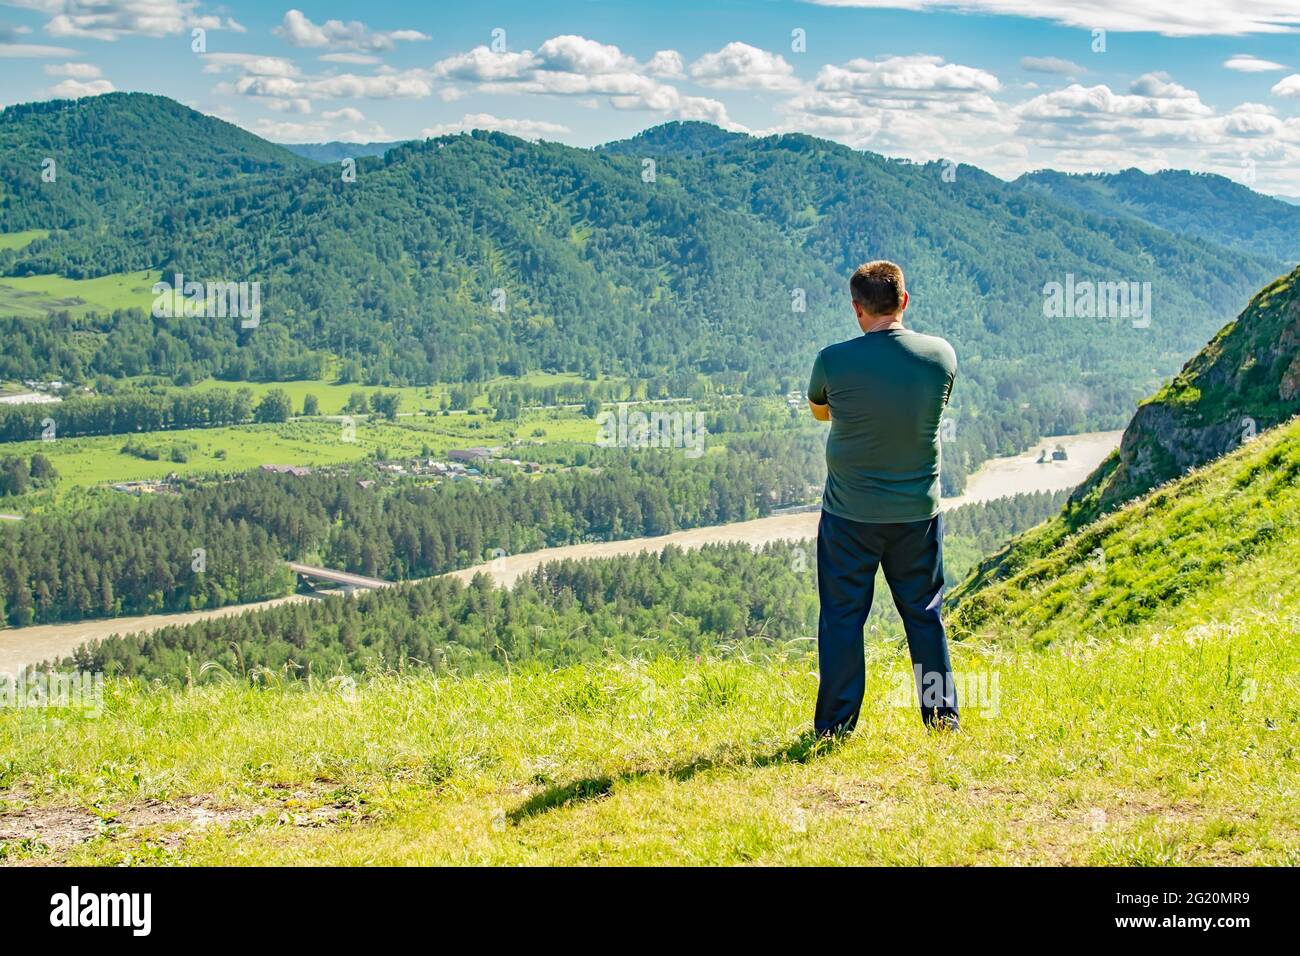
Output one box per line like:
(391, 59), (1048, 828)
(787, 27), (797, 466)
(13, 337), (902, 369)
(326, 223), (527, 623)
(0, 427), (1119, 674)
(0, 86), (1297, 873)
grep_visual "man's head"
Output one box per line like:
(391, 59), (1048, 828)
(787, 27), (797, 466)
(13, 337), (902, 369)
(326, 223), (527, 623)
(850, 260), (909, 331)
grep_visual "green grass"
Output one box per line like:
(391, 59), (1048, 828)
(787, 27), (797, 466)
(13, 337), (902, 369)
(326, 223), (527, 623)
(0, 269), (159, 318)
(950, 416), (1300, 644)
(0, 230), (49, 252)
(4, 409), (601, 494)
(2, 419), (1298, 865)
(0, 600), (1293, 865)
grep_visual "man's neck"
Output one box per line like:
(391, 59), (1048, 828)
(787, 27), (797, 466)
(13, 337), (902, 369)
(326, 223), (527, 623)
(859, 315), (905, 334)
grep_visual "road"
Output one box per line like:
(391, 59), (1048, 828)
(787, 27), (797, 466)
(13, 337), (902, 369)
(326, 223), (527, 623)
(0, 429), (1121, 674)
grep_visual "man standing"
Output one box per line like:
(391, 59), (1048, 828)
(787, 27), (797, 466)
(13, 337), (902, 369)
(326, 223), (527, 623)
(807, 260), (959, 734)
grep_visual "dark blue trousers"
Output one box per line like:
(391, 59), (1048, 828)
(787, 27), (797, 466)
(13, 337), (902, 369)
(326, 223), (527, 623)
(814, 508), (959, 733)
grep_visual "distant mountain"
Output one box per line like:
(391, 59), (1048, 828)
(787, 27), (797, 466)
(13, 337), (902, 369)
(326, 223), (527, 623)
(598, 121), (747, 157)
(0, 98), (1290, 489)
(1276, 195), (1300, 206)
(283, 140), (407, 163)
(1017, 168), (1300, 264)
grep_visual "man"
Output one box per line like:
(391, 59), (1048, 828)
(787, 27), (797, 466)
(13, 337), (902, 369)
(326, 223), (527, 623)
(807, 260), (959, 734)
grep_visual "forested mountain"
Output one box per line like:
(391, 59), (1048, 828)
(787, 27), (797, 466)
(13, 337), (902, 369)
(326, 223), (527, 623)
(950, 265), (1300, 602)
(0, 94), (312, 247)
(283, 140), (406, 163)
(1017, 168), (1300, 263)
(0, 94), (1291, 490)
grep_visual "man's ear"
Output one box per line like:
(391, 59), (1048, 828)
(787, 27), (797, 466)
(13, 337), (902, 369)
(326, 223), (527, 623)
(899, 290), (910, 314)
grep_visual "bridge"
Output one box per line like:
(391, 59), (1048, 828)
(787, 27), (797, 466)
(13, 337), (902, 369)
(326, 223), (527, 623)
(286, 562), (394, 594)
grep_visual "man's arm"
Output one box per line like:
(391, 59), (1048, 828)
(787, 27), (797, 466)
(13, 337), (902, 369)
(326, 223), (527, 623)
(807, 350), (831, 421)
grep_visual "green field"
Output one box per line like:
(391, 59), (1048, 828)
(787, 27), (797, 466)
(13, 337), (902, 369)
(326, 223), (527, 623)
(5, 409), (603, 493)
(0, 230), (50, 252)
(0, 269), (159, 319)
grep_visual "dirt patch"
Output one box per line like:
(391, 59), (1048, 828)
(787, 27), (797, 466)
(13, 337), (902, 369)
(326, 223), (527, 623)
(0, 784), (376, 865)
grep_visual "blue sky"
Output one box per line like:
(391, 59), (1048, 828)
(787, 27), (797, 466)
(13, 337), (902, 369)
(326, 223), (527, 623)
(3, 1), (1300, 194)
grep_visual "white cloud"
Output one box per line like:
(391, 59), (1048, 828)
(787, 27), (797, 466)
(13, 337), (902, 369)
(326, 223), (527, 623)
(817, 54), (1000, 99)
(8, 0), (243, 41)
(430, 34), (741, 127)
(689, 42), (800, 91)
(42, 60), (100, 77)
(201, 53), (300, 77)
(1020, 56), (1085, 76)
(647, 50), (684, 78)
(803, 1), (1300, 37)
(1224, 54), (1289, 72)
(535, 35), (636, 74)
(266, 97), (312, 114)
(322, 106), (365, 122)
(250, 113), (388, 144)
(48, 77), (114, 97)
(274, 9), (428, 52)
(420, 113), (570, 139)
(1272, 74), (1300, 96)
(225, 70), (434, 100)
(0, 42), (77, 57)
(319, 52), (381, 65)
(433, 47), (541, 82)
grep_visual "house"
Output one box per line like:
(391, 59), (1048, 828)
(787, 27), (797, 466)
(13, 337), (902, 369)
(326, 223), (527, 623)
(448, 447), (497, 463)
(260, 464), (312, 477)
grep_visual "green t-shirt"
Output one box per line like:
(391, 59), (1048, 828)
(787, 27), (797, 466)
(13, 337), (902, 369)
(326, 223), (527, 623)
(807, 328), (957, 524)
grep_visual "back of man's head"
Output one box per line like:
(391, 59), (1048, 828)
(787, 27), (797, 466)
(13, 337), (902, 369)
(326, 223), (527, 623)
(850, 261), (906, 316)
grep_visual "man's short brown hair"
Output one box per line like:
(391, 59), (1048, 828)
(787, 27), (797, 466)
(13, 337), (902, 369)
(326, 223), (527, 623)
(850, 260), (906, 316)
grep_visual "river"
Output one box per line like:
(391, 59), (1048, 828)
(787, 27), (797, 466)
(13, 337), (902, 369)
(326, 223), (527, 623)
(0, 429), (1121, 674)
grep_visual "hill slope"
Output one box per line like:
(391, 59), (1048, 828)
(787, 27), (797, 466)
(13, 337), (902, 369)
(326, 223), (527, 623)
(0, 93), (312, 260)
(1018, 168), (1300, 263)
(949, 263), (1300, 600)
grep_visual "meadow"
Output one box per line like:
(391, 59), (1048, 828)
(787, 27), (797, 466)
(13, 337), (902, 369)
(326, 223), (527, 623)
(2, 407), (602, 496)
(0, 269), (158, 319)
(0, 601), (1292, 865)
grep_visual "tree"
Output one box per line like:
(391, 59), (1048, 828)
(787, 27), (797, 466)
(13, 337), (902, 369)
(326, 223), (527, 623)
(369, 391), (401, 421)
(29, 453), (58, 486)
(302, 393), (320, 416)
(0, 456), (31, 497)
(254, 389), (293, 423)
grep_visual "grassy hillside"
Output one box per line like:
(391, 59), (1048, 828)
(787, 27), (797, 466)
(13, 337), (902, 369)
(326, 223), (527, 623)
(1075, 265), (1300, 519)
(950, 415), (1300, 636)
(2, 419), (1297, 865)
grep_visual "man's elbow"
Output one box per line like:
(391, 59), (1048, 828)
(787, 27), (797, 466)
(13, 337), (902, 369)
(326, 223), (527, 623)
(808, 400), (831, 422)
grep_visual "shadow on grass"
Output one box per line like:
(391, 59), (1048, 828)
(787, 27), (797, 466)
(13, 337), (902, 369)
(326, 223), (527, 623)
(507, 729), (843, 824)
